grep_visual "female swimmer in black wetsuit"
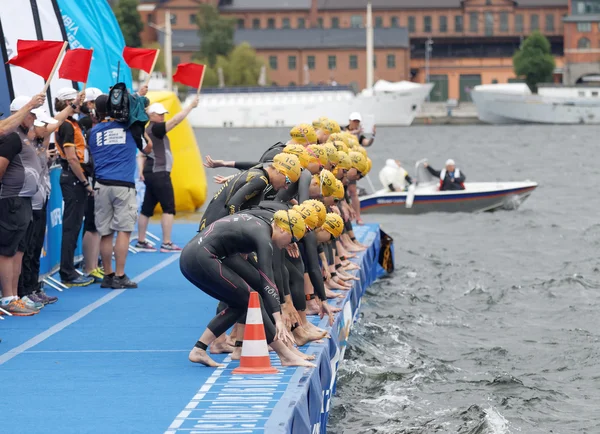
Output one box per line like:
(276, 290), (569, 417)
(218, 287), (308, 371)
(180, 209), (316, 368)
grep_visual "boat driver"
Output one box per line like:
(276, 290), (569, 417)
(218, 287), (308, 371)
(379, 159), (413, 192)
(424, 159), (466, 191)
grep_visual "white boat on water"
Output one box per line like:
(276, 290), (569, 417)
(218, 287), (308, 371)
(470, 83), (600, 125)
(183, 80), (434, 128)
(360, 160), (537, 214)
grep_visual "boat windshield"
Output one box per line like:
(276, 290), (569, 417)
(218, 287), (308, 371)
(415, 160), (437, 186)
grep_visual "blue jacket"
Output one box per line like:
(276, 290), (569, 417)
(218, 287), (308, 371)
(88, 120), (138, 186)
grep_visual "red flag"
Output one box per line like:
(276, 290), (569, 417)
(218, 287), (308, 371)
(122, 47), (158, 73)
(58, 48), (93, 83)
(7, 40), (66, 80)
(173, 63), (206, 89)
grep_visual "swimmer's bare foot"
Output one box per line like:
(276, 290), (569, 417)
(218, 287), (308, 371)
(288, 342), (316, 360)
(326, 288), (344, 299)
(210, 342), (235, 354)
(327, 279), (349, 290)
(189, 348), (225, 367)
(293, 325), (327, 346)
(231, 345), (242, 360)
(279, 350), (317, 368)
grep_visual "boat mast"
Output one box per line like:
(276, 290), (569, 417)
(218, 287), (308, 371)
(366, 1), (374, 90)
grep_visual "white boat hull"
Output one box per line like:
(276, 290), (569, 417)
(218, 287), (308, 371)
(360, 181), (538, 215)
(185, 83), (434, 128)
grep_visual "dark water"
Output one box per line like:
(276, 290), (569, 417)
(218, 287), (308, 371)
(197, 125), (600, 433)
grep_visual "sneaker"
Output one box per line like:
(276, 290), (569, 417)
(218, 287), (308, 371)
(100, 274), (115, 289)
(3, 299), (37, 316)
(27, 293), (46, 307)
(87, 268), (104, 283)
(21, 296), (43, 311)
(160, 242), (182, 253)
(36, 290), (58, 305)
(62, 275), (94, 287)
(111, 274), (138, 289)
(135, 240), (157, 252)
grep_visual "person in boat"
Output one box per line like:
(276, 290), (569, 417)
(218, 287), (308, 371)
(344, 112), (375, 147)
(424, 159), (465, 191)
(379, 159), (413, 192)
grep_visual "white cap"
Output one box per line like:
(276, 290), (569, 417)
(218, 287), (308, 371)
(84, 87), (103, 103)
(32, 108), (58, 127)
(147, 102), (169, 115)
(10, 96), (33, 112)
(349, 112), (362, 122)
(445, 159), (456, 166)
(56, 87), (79, 101)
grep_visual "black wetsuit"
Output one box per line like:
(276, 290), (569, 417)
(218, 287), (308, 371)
(199, 165), (270, 231)
(181, 213), (280, 343)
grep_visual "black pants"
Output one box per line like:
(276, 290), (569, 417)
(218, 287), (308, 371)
(285, 255), (306, 312)
(180, 241), (276, 343)
(18, 204), (47, 297)
(59, 170), (87, 281)
(141, 171), (176, 217)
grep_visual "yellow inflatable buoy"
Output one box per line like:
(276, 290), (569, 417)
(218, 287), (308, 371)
(146, 91), (207, 212)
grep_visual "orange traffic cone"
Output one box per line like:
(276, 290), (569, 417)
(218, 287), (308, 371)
(232, 291), (279, 375)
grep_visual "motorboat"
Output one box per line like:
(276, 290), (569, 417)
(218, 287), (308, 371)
(360, 160), (537, 215)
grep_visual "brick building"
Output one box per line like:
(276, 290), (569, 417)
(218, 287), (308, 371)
(137, 0), (575, 100)
(563, 0), (600, 84)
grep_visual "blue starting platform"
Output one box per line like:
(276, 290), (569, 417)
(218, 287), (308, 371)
(0, 223), (390, 434)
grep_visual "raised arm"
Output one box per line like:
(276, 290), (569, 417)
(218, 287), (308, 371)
(165, 96), (199, 133)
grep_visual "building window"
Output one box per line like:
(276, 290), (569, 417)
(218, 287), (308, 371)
(455, 15), (463, 32)
(147, 14), (153, 24)
(297, 17), (305, 28)
(387, 54), (396, 68)
(349, 55), (358, 69)
(424, 16), (432, 32)
(307, 55), (315, 70)
(237, 18), (245, 29)
(288, 55), (296, 70)
(530, 14), (539, 31)
(515, 14), (523, 32)
(578, 37), (591, 48)
(492, 78), (498, 84)
(408, 16), (415, 32)
(189, 14), (196, 24)
(545, 14), (554, 31)
(485, 11), (493, 35)
(439, 16), (447, 32)
(328, 55), (337, 70)
(578, 22), (592, 32)
(500, 12), (508, 32)
(373, 54), (377, 69)
(375, 16), (383, 28)
(318, 17), (323, 28)
(469, 12), (478, 32)
(331, 17), (339, 28)
(269, 55), (278, 70)
(252, 18), (260, 29)
(282, 18), (290, 29)
(575, 1), (600, 14)
(267, 18), (275, 29)
(170, 13), (177, 25)
(391, 16), (399, 28)
(351, 15), (362, 28)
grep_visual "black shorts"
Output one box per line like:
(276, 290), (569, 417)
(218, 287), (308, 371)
(84, 194), (97, 233)
(0, 197), (32, 257)
(141, 171), (176, 217)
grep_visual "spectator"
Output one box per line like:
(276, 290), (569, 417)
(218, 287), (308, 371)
(0, 93), (45, 136)
(54, 87), (94, 287)
(17, 109), (60, 307)
(0, 96), (45, 316)
(135, 97), (199, 253)
(88, 95), (152, 289)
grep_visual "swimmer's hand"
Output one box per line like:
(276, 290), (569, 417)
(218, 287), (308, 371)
(213, 174), (234, 184)
(286, 242), (300, 258)
(204, 155), (226, 168)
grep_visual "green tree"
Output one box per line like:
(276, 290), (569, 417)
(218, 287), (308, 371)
(513, 31), (556, 93)
(114, 0), (144, 48)
(197, 4), (235, 67)
(226, 43), (265, 86)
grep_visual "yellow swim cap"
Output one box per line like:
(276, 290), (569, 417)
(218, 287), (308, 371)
(303, 199), (327, 226)
(355, 145), (368, 157)
(328, 132), (348, 145)
(332, 180), (345, 199)
(283, 144), (314, 168)
(321, 119), (341, 134)
(319, 169), (338, 197)
(323, 212), (344, 238)
(273, 209), (306, 241)
(349, 151), (368, 174)
(330, 140), (349, 154)
(336, 151), (352, 170)
(323, 142), (340, 164)
(293, 203), (321, 230)
(312, 116), (329, 130)
(307, 144), (327, 166)
(290, 123), (317, 145)
(273, 153), (302, 182)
